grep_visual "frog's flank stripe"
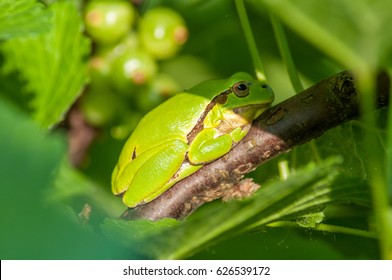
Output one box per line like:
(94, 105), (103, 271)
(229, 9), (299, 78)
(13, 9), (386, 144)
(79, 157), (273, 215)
(186, 88), (231, 144)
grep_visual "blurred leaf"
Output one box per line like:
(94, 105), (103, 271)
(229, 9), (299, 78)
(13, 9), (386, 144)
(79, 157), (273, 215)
(0, 0), (50, 40)
(1, 0), (90, 128)
(102, 218), (179, 248)
(0, 98), (131, 259)
(50, 161), (125, 218)
(261, 0), (392, 70)
(293, 113), (388, 181)
(102, 157), (372, 259)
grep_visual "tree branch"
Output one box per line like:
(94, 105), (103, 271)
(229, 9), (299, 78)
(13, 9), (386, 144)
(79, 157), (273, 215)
(121, 71), (390, 221)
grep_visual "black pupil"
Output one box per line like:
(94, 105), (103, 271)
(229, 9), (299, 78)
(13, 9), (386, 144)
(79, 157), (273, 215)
(237, 83), (247, 91)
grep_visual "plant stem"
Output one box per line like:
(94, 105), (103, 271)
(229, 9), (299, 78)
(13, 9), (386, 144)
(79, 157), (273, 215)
(235, 0), (266, 82)
(386, 69), (392, 200)
(357, 71), (392, 259)
(386, 69), (392, 257)
(269, 13), (304, 93)
(267, 221), (378, 239)
(278, 160), (290, 180)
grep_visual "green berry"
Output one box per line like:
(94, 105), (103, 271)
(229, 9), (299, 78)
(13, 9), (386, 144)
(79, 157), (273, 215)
(80, 88), (122, 126)
(88, 53), (112, 87)
(108, 32), (139, 58)
(110, 49), (157, 91)
(136, 73), (181, 112)
(139, 7), (188, 59)
(84, 0), (135, 45)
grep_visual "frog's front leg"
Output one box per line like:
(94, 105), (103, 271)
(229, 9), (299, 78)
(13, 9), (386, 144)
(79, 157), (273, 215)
(117, 139), (189, 207)
(188, 127), (247, 164)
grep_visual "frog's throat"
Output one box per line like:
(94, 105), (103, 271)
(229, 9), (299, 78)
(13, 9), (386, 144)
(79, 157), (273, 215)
(233, 104), (268, 122)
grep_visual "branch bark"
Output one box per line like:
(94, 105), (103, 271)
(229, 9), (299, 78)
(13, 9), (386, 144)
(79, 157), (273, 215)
(121, 71), (390, 221)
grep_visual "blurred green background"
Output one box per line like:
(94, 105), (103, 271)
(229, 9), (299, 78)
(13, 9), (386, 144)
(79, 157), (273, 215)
(0, 0), (391, 259)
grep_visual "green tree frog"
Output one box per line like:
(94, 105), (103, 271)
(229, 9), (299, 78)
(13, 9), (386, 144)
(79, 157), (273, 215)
(112, 72), (274, 208)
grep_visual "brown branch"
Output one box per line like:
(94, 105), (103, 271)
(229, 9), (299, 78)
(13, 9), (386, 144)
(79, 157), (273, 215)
(121, 71), (390, 221)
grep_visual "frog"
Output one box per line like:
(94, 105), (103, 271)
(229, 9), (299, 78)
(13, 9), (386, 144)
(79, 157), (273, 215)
(112, 72), (274, 208)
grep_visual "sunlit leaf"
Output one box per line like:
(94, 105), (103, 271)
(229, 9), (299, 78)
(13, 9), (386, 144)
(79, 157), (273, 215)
(0, 0), (50, 40)
(1, 1), (90, 128)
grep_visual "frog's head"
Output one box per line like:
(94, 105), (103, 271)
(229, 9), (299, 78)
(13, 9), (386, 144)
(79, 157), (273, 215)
(220, 72), (274, 121)
(188, 72), (274, 121)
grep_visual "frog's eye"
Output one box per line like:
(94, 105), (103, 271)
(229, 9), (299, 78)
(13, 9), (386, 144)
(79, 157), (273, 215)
(232, 81), (250, 97)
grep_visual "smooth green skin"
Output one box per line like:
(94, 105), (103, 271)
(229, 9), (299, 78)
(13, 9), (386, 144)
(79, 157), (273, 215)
(112, 72), (274, 208)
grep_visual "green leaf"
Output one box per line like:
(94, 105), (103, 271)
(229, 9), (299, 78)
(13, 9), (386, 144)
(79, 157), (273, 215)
(0, 0), (51, 40)
(296, 212), (325, 228)
(101, 218), (179, 249)
(1, 1), (90, 128)
(0, 98), (132, 259)
(49, 161), (126, 218)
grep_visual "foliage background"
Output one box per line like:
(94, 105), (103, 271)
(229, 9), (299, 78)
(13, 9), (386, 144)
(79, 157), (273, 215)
(0, 0), (391, 259)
